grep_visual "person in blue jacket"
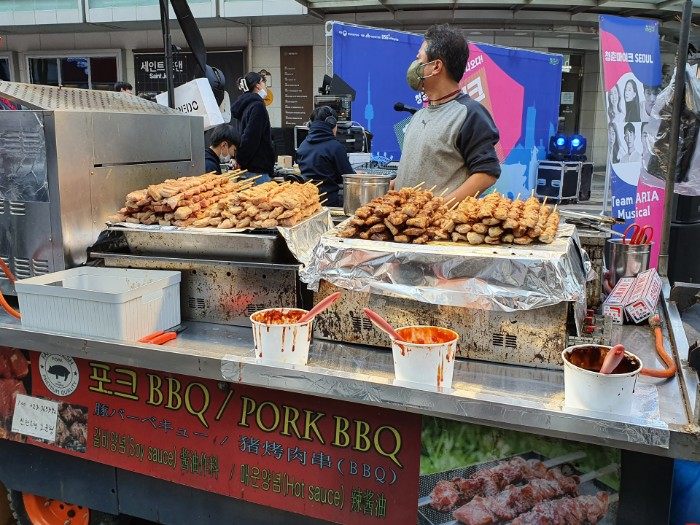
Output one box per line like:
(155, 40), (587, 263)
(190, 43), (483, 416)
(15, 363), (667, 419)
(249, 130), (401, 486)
(230, 72), (274, 183)
(296, 106), (355, 207)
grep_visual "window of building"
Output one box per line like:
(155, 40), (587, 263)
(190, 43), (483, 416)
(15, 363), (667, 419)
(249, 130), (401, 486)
(0, 58), (10, 81)
(28, 55), (119, 90)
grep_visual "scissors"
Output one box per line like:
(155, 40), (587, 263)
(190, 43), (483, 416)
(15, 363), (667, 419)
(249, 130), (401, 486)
(622, 223), (653, 245)
(138, 325), (187, 345)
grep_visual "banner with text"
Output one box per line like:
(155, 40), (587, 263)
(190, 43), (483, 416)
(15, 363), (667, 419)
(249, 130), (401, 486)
(600, 15), (662, 265)
(332, 22), (562, 196)
(2, 350), (421, 525)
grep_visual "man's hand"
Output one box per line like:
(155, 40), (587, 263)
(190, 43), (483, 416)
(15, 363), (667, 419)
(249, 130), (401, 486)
(446, 172), (498, 203)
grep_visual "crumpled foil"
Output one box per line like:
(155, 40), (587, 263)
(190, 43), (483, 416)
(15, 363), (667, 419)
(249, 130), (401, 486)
(302, 222), (588, 318)
(277, 208), (333, 266)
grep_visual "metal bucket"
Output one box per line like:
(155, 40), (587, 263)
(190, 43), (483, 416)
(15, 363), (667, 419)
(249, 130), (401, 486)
(605, 239), (652, 286)
(342, 173), (391, 216)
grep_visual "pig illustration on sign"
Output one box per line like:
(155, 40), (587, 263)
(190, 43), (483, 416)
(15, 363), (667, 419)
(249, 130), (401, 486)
(48, 365), (70, 382)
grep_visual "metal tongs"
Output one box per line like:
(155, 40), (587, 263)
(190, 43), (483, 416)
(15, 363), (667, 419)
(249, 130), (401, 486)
(560, 210), (625, 237)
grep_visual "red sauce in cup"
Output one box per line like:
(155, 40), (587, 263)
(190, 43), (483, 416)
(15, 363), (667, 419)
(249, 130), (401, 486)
(396, 326), (457, 345)
(252, 309), (305, 325)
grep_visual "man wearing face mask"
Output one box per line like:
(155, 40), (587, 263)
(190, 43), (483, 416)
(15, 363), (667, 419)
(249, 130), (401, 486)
(205, 124), (240, 174)
(396, 24), (501, 202)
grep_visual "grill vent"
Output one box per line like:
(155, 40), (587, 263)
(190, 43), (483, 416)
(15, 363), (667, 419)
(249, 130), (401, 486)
(9, 202), (26, 216)
(32, 259), (49, 275)
(188, 297), (205, 310)
(0, 200), (5, 214)
(492, 333), (518, 350)
(351, 313), (373, 332)
(244, 304), (267, 316)
(0, 257), (9, 281)
(14, 258), (31, 279)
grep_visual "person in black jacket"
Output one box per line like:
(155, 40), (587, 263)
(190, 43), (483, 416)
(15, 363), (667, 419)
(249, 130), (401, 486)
(296, 106), (355, 207)
(205, 124), (240, 175)
(230, 72), (274, 183)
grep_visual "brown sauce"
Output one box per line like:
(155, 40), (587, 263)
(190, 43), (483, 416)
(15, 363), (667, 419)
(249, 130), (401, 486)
(396, 327), (458, 345)
(252, 309), (305, 325)
(566, 346), (640, 374)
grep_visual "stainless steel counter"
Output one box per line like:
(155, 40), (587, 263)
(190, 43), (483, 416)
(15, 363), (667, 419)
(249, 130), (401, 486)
(0, 307), (697, 461)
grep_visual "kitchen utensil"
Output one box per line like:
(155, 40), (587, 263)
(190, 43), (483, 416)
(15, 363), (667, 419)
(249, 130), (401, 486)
(622, 223), (654, 245)
(342, 173), (391, 216)
(363, 308), (403, 341)
(139, 325), (187, 345)
(599, 344), (625, 374)
(298, 292), (341, 324)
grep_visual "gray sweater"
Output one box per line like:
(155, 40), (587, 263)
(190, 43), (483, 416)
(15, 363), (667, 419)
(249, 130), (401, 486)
(395, 93), (501, 193)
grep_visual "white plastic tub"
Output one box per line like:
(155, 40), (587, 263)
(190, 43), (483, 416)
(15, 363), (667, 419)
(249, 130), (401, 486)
(562, 344), (643, 416)
(391, 326), (459, 390)
(250, 308), (312, 366)
(16, 267), (181, 341)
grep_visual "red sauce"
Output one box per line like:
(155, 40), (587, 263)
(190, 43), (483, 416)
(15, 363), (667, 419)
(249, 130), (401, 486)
(566, 346), (640, 375)
(396, 327), (458, 345)
(252, 309), (306, 325)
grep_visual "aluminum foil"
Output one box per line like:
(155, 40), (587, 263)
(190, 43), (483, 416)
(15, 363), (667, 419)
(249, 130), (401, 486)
(277, 208), (333, 266)
(302, 222), (588, 316)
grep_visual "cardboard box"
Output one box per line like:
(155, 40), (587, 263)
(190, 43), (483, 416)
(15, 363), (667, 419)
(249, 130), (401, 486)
(603, 277), (635, 324)
(625, 268), (662, 324)
(277, 155), (293, 169)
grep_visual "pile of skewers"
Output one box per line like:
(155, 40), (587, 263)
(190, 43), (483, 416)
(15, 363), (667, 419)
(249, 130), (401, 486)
(216, 181), (322, 229)
(445, 192), (560, 246)
(110, 172), (325, 229)
(337, 184), (560, 246)
(337, 185), (451, 244)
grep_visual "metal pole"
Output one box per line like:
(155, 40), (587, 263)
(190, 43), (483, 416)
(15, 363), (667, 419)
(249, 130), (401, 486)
(658, 0), (692, 277)
(159, 0), (175, 109)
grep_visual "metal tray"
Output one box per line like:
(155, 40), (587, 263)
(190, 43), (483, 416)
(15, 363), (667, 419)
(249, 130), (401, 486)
(418, 451), (618, 525)
(108, 225), (291, 263)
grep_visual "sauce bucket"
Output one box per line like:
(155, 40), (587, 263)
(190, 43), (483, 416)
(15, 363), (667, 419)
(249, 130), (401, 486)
(391, 326), (459, 390)
(562, 344), (643, 415)
(250, 308), (312, 366)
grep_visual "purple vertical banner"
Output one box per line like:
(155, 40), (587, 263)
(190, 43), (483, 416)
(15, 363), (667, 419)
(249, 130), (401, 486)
(599, 15), (662, 266)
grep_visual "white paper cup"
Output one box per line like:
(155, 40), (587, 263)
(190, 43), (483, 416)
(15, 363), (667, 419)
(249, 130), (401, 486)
(563, 344), (643, 415)
(250, 308), (312, 366)
(391, 326), (459, 390)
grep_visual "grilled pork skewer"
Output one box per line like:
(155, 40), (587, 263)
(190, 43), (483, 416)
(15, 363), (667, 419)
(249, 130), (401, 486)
(424, 452), (586, 511)
(508, 492), (610, 525)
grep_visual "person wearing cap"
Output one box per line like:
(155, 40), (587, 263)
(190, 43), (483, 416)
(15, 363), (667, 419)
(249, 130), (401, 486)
(230, 72), (274, 184)
(296, 106), (355, 208)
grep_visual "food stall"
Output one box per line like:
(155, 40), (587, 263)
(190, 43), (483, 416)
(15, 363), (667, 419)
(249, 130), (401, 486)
(0, 80), (698, 525)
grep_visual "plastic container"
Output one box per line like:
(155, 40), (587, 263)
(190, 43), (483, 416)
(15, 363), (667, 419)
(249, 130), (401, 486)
(562, 344), (643, 415)
(15, 267), (181, 341)
(391, 326), (459, 390)
(250, 308), (312, 366)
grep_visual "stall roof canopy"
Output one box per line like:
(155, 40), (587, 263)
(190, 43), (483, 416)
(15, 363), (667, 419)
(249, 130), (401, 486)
(298, 0), (700, 22)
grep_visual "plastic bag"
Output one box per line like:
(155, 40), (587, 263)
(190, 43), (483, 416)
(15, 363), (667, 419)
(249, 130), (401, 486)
(646, 65), (700, 195)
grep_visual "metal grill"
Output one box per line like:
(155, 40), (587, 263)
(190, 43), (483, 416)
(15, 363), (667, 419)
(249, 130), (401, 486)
(245, 304), (268, 316)
(350, 312), (373, 332)
(0, 81), (181, 115)
(0, 200), (5, 214)
(0, 257), (9, 281)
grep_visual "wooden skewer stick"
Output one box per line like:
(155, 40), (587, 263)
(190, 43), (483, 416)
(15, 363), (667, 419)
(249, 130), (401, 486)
(313, 180), (324, 186)
(438, 188), (450, 197)
(474, 191), (480, 198)
(319, 198), (328, 206)
(412, 181), (426, 190)
(515, 193), (521, 201)
(427, 184), (437, 193)
(531, 189), (535, 198)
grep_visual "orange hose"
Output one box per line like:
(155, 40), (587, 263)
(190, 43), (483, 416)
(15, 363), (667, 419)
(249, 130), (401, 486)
(0, 258), (21, 319)
(640, 314), (677, 379)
